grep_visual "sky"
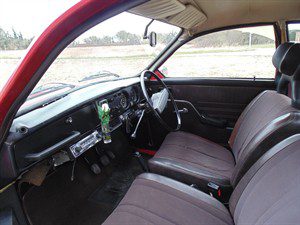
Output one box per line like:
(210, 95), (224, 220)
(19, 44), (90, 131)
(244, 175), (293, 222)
(0, 0), (278, 41)
(0, 0), (179, 40)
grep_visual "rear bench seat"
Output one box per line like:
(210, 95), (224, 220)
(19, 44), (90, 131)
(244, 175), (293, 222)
(103, 134), (300, 225)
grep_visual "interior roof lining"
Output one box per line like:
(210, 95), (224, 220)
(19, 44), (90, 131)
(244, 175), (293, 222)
(129, 0), (300, 36)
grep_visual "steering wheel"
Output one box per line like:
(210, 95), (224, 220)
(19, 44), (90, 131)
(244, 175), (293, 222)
(140, 70), (181, 132)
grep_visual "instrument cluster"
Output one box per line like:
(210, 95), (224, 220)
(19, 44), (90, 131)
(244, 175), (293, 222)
(95, 86), (141, 130)
(106, 86), (140, 111)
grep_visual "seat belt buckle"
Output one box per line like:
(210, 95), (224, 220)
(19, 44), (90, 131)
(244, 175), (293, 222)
(207, 182), (221, 198)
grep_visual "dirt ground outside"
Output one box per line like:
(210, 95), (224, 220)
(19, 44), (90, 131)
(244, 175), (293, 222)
(0, 44), (275, 89)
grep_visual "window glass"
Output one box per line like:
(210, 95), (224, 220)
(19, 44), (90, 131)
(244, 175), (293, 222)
(160, 25), (276, 79)
(288, 23), (300, 42)
(35, 12), (179, 86)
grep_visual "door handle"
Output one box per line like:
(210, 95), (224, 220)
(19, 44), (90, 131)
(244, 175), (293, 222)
(176, 108), (188, 114)
(174, 99), (228, 128)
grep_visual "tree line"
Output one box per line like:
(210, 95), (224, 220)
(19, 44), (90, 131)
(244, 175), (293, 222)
(71, 30), (178, 47)
(0, 28), (33, 50)
(191, 30), (274, 47)
(0, 27), (177, 50)
(1, 27), (282, 51)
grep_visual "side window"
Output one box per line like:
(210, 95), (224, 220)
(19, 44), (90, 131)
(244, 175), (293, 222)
(160, 25), (276, 79)
(287, 22), (300, 42)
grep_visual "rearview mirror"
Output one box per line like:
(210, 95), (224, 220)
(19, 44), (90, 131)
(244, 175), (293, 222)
(149, 32), (157, 47)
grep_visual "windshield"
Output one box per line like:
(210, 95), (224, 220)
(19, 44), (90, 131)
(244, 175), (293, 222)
(0, 9), (180, 101)
(36, 13), (179, 86)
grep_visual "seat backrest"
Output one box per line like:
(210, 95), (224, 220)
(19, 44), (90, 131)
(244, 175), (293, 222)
(229, 134), (300, 225)
(229, 42), (300, 186)
(231, 111), (300, 186)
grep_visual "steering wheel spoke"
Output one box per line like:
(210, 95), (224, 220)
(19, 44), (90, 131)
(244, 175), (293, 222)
(140, 70), (181, 132)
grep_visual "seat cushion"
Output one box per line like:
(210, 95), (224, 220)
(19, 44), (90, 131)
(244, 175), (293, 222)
(103, 173), (233, 225)
(148, 131), (235, 189)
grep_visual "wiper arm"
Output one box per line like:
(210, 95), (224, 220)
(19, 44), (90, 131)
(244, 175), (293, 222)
(79, 70), (120, 82)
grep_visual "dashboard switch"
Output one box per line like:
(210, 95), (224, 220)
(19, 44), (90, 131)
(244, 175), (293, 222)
(65, 117), (73, 124)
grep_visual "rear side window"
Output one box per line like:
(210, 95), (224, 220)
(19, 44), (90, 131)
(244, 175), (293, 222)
(287, 22), (300, 42)
(159, 25), (276, 79)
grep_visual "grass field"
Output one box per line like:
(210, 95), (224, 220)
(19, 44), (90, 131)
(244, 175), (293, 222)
(0, 44), (275, 89)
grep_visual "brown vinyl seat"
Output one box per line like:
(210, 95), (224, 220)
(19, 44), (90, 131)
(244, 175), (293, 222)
(103, 134), (300, 225)
(148, 42), (300, 191)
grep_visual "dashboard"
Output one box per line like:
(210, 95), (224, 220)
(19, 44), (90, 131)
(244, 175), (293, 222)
(104, 85), (141, 130)
(0, 78), (144, 188)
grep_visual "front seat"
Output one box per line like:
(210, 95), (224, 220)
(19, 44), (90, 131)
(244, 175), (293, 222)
(103, 134), (300, 225)
(148, 42), (300, 192)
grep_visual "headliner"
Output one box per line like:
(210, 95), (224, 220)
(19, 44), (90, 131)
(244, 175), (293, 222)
(130, 0), (300, 36)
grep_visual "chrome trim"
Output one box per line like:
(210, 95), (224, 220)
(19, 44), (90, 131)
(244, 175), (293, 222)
(173, 99), (206, 121)
(173, 99), (233, 129)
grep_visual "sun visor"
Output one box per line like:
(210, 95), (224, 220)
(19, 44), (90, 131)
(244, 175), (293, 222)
(168, 5), (207, 29)
(130, 0), (186, 19)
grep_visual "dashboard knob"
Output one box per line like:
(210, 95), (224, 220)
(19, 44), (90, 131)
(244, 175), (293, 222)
(95, 133), (101, 139)
(65, 117), (73, 124)
(74, 146), (81, 153)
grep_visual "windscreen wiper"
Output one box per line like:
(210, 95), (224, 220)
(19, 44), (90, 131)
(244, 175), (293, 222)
(79, 71), (120, 82)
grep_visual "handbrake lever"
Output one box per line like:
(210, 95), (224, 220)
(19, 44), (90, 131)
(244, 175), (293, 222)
(131, 109), (145, 139)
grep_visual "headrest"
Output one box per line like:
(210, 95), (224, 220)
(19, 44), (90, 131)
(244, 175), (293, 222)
(273, 42), (300, 76)
(275, 43), (300, 109)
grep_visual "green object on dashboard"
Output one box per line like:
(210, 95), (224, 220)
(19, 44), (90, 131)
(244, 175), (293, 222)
(97, 103), (110, 125)
(97, 102), (112, 144)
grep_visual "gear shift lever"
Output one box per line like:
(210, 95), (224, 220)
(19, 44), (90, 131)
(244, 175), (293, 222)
(131, 109), (145, 139)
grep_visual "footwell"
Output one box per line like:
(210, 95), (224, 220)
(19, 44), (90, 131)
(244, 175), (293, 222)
(89, 162), (142, 209)
(23, 157), (143, 225)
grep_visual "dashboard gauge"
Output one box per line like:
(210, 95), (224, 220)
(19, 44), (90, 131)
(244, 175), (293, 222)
(119, 93), (128, 109)
(131, 87), (139, 103)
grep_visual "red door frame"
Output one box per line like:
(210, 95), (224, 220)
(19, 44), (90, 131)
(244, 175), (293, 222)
(0, 0), (146, 143)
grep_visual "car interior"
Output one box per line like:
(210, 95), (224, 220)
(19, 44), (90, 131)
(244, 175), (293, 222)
(0, 0), (300, 225)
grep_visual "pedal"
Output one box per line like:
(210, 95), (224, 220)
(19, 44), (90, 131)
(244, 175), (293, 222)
(106, 150), (115, 159)
(91, 163), (101, 175)
(100, 155), (110, 166)
(133, 152), (149, 172)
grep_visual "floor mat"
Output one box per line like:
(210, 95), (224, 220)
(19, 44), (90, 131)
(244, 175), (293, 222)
(89, 160), (142, 209)
(23, 157), (143, 225)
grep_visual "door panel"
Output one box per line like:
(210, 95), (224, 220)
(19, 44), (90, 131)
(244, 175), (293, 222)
(161, 78), (276, 146)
